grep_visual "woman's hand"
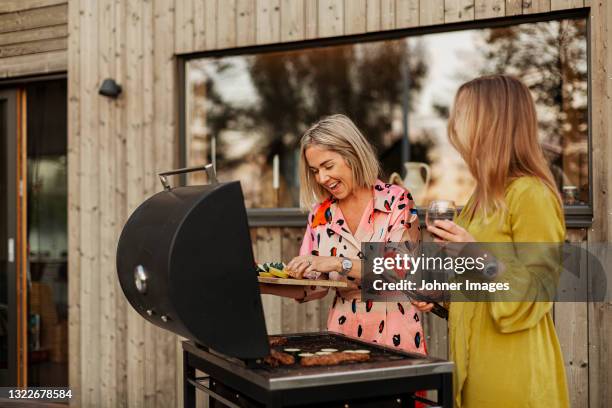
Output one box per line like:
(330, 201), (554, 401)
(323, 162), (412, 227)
(285, 255), (341, 278)
(427, 220), (476, 243)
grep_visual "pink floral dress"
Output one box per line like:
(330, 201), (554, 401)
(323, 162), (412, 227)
(298, 179), (426, 354)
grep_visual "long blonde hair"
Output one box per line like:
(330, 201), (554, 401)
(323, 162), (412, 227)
(299, 114), (380, 210)
(447, 75), (561, 219)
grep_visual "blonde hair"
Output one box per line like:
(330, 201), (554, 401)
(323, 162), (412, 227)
(299, 114), (380, 209)
(447, 75), (561, 219)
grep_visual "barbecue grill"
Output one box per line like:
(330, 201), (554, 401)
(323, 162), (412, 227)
(116, 165), (454, 408)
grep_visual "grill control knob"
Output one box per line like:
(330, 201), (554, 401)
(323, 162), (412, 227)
(146, 309), (154, 316)
(161, 315), (170, 322)
(134, 265), (148, 294)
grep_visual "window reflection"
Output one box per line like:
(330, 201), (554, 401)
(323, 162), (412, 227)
(186, 18), (588, 208)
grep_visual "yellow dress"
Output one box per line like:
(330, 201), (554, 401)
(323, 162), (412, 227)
(450, 177), (570, 407)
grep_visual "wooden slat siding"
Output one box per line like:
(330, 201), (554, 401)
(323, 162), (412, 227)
(205, 0), (218, 50)
(0, 49), (66, 77)
(193, 0), (206, 51)
(318, 291), (333, 330)
(280, 228), (303, 333)
(304, 0), (318, 39)
(0, 0), (66, 14)
(98, 0), (116, 406)
(554, 229), (588, 408)
(0, 4), (67, 34)
(505, 0), (523, 15)
(257, 228), (283, 334)
(419, 0), (444, 26)
(474, 0), (504, 19)
(522, 0), (551, 13)
(67, 0), (81, 404)
(444, 0), (475, 23)
(344, 0), (367, 35)
(588, 1), (612, 407)
(78, 0), (101, 405)
(281, 0), (305, 42)
(113, 1), (129, 406)
(174, 0), (194, 54)
(380, 0), (395, 29)
(237, 0), (256, 46)
(125, 0), (146, 406)
(217, 0), (237, 48)
(0, 36), (67, 58)
(0, 25), (67, 46)
(366, 0), (381, 31)
(318, 0), (344, 37)
(551, 0), (583, 10)
(395, 0), (419, 28)
(153, 0), (178, 405)
(256, 0), (281, 45)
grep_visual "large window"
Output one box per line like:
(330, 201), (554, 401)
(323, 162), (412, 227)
(185, 16), (588, 215)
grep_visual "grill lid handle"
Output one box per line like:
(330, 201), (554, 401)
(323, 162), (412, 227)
(158, 164), (218, 190)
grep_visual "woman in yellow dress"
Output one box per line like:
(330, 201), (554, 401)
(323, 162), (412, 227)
(414, 75), (570, 407)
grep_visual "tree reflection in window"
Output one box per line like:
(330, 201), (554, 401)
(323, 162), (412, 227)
(186, 17), (588, 209)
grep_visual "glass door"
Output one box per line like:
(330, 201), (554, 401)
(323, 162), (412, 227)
(0, 88), (27, 387)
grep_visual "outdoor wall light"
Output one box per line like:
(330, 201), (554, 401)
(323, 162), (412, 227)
(99, 78), (122, 98)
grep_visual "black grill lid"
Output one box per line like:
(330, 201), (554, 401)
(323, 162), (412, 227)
(116, 165), (270, 359)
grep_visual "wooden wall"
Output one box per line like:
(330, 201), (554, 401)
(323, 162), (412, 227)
(0, 0), (67, 78)
(58, 0), (608, 407)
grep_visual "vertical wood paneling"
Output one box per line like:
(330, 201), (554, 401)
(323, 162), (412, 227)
(193, 0), (206, 50)
(475, 0), (504, 18)
(344, 0), (367, 35)
(505, 0), (523, 15)
(444, 0), (475, 23)
(237, 0), (256, 46)
(113, 0), (129, 405)
(256, 0), (281, 44)
(422, 312), (448, 360)
(550, 0), (583, 10)
(78, 0), (101, 405)
(588, 1), (612, 406)
(419, 0), (444, 26)
(125, 0), (146, 406)
(205, 0), (218, 50)
(67, 0), (81, 404)
(281, 0), (305, 42)
(522, 0), (551, 13)
(174, 0), (194, 53)
(380, 0), (395, 29)
(555, 230), (588, 408)
(98, 0), (117, 405)
(304, 0), (318, 39)
(280, 228), (303, 333)
(217, 0), (237, 48)
(366, 0), (381, 31)
(318, 0), (344, 37)
(396, 0), (419, 28)
(257, 228), (283, 334)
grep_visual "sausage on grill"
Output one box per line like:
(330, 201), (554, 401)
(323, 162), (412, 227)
(264, 349), (295, 367)
(300, 352), (370, 367)
(268, 336), (288, 347)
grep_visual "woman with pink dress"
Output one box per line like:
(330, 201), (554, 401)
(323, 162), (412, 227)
(260, 114), (426, 355)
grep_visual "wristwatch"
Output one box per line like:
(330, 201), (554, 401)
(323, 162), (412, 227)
(340, 258), (353, 277)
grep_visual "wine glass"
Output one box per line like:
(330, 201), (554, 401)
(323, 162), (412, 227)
(425, 200), (457, 242)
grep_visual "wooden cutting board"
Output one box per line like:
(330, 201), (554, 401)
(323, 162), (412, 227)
(257, 276), (348, 288)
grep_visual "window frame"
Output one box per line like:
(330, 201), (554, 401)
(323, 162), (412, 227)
(178, 7), (592, 228)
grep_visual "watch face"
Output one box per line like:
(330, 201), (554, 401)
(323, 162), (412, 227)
(342, 259), (352, 270)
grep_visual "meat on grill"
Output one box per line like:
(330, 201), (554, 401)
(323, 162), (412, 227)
(268, 336), (288, 347)
(263, 349), (295, 367)
(300, 352), (370, 367)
